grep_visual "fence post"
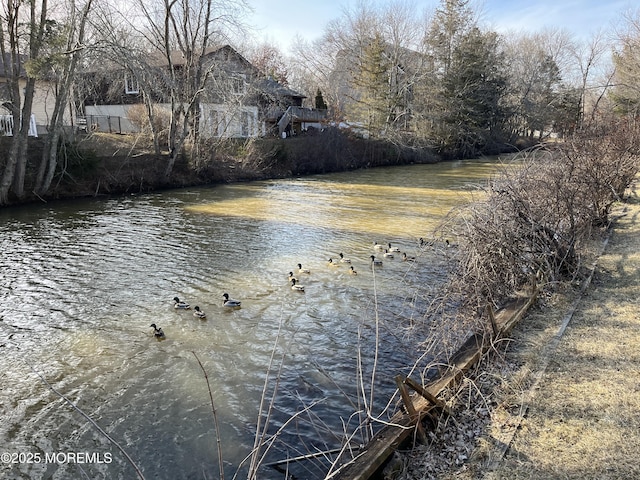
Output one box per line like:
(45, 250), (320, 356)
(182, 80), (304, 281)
(394, 375), (427, 443)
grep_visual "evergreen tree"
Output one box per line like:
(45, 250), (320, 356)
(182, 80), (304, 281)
(440, 28), (508, 156)
(348, 33), (391, 135)
(611, 40), (640, 116)
(315, 88), (328, 109)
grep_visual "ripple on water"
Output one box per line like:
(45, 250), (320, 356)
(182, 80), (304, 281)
(0, 160), (502, 479)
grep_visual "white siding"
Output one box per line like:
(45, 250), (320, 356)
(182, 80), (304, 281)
(200, 104), (259, 138)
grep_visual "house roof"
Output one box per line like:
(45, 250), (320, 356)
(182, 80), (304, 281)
(257, 77), (306, 100)
(151, 45), (305, 99)
(148, 44), (255, 70)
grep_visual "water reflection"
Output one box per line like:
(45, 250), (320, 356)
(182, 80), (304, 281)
(0, 159), (501, 479)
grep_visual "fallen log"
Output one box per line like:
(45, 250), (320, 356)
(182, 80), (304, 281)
(331, 288), (538, 480)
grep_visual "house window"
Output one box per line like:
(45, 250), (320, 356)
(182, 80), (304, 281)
(125, 73), (139, 94)
(231, 74), (246, 95)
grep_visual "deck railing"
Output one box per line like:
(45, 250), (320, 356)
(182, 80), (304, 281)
(0, 114), (38, 137)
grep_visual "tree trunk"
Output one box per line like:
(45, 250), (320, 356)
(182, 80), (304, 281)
(35, 0), (93, 197)
(0, 136), (20, 205)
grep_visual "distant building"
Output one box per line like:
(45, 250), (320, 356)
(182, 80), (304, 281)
(77, 45), (325, 138)
(0, 52), (69, 135)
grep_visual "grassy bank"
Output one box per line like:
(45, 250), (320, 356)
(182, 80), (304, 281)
(395, 177), (640, 479)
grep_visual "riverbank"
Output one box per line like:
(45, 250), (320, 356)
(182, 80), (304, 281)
(1, 129), (455, 206)
(395, 178), (640, 479)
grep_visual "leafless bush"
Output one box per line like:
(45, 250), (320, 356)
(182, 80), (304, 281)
(442, 121), (639, 326)
(127, 104), (171, 146)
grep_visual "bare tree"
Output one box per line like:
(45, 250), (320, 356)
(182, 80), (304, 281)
(87, 0), (249, 177)
(568, 30), (614, 130)
(34, 0), (94, 196)
(0, 0), (49, 205)
(501, 32), (564, 139)
(293, 0), (429, 140)
(245, 41), (289, 85)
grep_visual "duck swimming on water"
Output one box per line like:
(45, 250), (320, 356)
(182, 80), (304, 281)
(297, 263), (311, 274)
(193, 306), (207, 319)
(387, 243), (400, 253)
(150, 324), (165, 339)
(370, 255), (383, 266)
(290, 278), (305, 292)
(173, 297), (191, 309)
(338, 253), (351, 264)
(402, 252), (416, 262)
(222, 293), (241, 308)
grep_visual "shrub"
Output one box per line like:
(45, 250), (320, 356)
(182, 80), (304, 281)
(441, 119), (640, 322)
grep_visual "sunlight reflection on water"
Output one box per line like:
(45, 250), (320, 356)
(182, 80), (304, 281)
(0, 158), (504, 479)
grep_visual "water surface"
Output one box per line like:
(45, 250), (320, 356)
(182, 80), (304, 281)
(0, 159), (502, 479)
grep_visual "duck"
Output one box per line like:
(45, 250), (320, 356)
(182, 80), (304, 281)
(327, 258), (339, 267)
(173, 297), (191, 309)
(370, 255), (383, 266)
(373, 241), (386, 250)
(288, 271), (298, 283)
(193, 306), (207, 319)
(222, 293), (241, 308)
(383, 249), (394, 259)
(150, 323), (165, 339)
(290, 278), (305, 292)
(419, 237), (434, 248)
(338, 252), (351, 263)
(297, 263), (311, 274)
(402, 252), (416, 262)
(349, 266), (358, 275)
(387, 243), (401, 253)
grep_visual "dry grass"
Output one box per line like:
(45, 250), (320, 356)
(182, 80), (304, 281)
(397, 178), (640, 480)
(479, 185), (640, 480)
(492, 199), (636, 478)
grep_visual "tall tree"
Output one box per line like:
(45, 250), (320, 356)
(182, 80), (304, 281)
(611, 9), (640, 117)
(569, 31), (615, 129)
(440, 27), (508, 156)
(502, 32), (564, 139)
(34, 0), (94, 196)
(247, 42), (288, 85)
(312, 0), (426, 138)
(0, 0), (49, 205)
(348, 32), (391, 135)
(91, 0), (249, 178)
(425, 0), (476, 76)
(416, 0), (483, 152)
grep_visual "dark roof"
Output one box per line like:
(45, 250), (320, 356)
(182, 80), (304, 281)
(148, 44), (255, 70)
(257, 77), (306, 100)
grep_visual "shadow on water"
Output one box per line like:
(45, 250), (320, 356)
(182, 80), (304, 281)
(0, 159), (503, 479)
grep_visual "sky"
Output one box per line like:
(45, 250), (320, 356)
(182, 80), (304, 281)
(247, 0), (634, 52)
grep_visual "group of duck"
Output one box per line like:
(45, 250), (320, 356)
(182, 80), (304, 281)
(149, 293), (242, 340)
(287, 241), (418, 292)
(150, 241), (425, 340)
(371, 241), (417, 264)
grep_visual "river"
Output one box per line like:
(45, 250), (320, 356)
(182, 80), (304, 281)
(0, 159), (502, 479)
